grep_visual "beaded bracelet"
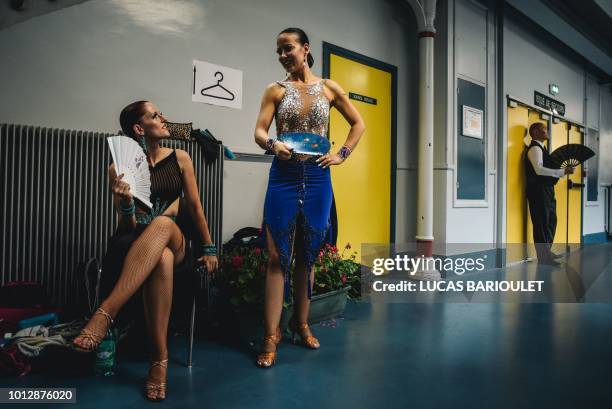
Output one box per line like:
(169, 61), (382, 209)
(338, 145), (352, 161)
(265, 137), (277, 152)
(119, 199), (135, 216)
(202, 244), (217, 256)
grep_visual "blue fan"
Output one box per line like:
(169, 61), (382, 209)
(278, 132), (330, 155)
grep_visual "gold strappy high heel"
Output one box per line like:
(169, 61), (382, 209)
(289, 319), (320, 349)
(145, 359), (168, 402)
(72, 307), (114, 353)
(256, 327), (282, 368)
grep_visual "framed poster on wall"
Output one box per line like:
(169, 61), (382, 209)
(462, 105), (483, 139)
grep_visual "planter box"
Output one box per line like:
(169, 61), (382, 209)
(234, 287), (350, 344)
(305, 286), (350, 323)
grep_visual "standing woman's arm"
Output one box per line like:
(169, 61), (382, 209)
(317, 79), (365, 168)
(176, 149), (218, 272)
(254, 83), (293, 160)
(109, 164), (137, 232)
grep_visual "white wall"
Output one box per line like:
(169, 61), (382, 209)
(433, 0), (497, 245)
(0, 0), (419, 242)
(503, 17), (585, 124)
(600, 87), (612, 186)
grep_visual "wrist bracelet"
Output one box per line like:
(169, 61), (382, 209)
(265, 138), (277, 152)
(338, 145), (352, 161)
(119, 200), (135, 216)
(202, 244), (217, 256)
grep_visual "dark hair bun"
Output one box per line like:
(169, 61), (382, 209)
(307, 53), (314, 68)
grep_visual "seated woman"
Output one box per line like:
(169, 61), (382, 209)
(72, 100), (218, 401)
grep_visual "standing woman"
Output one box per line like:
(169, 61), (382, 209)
(72, 101), (218, 401)
(253, 28), (365, 367)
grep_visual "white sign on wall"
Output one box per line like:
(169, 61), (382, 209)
(192, 59), (242, 109)
(462, 105), (483, 139)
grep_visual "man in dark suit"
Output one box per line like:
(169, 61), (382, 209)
(525, 122), (574, 265)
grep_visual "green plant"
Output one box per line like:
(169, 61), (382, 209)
(218, 242), (361, 310)
(219, 245), (268, 309)
(312, 243), (361, 299)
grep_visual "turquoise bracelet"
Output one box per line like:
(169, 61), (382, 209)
(119, 199), (135, 216)
(202, 244), (217, 256)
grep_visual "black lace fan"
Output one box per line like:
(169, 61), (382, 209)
(549, 144), (595, 169)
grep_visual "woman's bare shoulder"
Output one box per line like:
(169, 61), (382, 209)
(264, 82), (286, 100)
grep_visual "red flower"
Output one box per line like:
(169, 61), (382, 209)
(254, 247), (261, 255)
(331, 246), (338, 254)
(232, 255), (244, 269)
(341, 274), (347, 284)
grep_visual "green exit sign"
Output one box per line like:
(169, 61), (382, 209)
(549, 83), (559, 96)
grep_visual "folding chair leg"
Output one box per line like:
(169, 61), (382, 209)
(187, 296), (196, 367)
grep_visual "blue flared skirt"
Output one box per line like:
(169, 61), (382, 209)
(263, 156), (333, 299)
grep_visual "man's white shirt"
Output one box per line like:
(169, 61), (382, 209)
(527, 139), (564, 178)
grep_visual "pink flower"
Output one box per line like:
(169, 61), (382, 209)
(232, 256), (244, 269)
(341, 274), (347, 285)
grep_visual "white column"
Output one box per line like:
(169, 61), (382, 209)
(406, 0), (440, 280)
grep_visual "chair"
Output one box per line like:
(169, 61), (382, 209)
(174, 198), (212, 368)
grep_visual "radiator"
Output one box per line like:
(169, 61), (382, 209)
(0, 123), (223, 305)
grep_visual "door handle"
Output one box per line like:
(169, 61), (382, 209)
(568, 180), (585, 189)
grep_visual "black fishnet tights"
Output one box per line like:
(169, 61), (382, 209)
(74, 216), (185, 364)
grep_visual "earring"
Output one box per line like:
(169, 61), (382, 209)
(139, 135), (148, 155)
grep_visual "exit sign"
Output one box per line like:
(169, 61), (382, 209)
(549, 83), (559, 96)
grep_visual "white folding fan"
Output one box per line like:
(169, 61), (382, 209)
(106, 135), (152, 209)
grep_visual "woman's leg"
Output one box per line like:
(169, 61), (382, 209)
(292, 242), (314, 325)
(74, 217), (185, 350)
(263, 225), (285, 334)
(257, 225), (290, 367)
(290, 225), (319, 348)
(142, 247), (174, 400)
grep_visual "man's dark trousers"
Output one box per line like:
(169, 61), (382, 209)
(527, 184), (557, 261)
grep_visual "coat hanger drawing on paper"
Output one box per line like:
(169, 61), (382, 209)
(201, 71), (235, 101)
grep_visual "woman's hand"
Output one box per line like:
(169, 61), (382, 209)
(198, 255), (218, 274)
(273, 141), (293, 160)
(112, 173), (133, 202)
(316, 153), (344, 168)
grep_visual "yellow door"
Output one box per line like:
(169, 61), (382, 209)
(506, 106), (548, 263)
(567, 124), (583, 249)
(526, 110), (548, 259)
(550, 120), (569, 253)
(328, 53), (393, 262)
(551, 120), (583, 252)
(507, 109), (584, 264)
(506, 105), (529, 263)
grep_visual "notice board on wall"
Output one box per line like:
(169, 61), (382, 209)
(457, 78), (486, 200)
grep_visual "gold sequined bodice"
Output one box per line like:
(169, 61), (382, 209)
(275, 80), (330, 137)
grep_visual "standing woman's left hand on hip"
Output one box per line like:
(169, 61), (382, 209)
(316, 153), (343, 168)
